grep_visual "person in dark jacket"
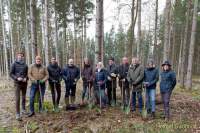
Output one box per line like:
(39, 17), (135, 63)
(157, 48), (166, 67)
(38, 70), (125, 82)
(62, 59), (80, 110)
(10, 52), (28, 121)
(47, 57), (62, 111)
(106, 57), (118, 105)
(118, 57), (130, 108)
(160, 61), (176, 120)
(127, 57), (144, 112)
(144, 60), (159, 118)
(94, 62), (107, 107)
(81, 58), (93, 105)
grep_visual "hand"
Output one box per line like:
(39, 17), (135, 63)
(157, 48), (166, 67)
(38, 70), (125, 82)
(17, 77), (23, 81)
(111, 73), (116, 77)
(22, 78), (27, 82)
(98, 81), (103, 85)
(31, 80), (37, 84)
(143, 82), (149, 87)
(107, 76), (112, 81)
(122, 78), (126, 82)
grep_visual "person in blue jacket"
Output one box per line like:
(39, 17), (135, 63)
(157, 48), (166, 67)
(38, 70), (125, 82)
(94, 62), (108, 107)
(62, 59), (80, 110)
(144, 60), (159, 118)
(160, 61), (176, 120)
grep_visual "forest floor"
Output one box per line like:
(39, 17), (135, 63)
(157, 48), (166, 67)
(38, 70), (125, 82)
(0, 78), (200, 133)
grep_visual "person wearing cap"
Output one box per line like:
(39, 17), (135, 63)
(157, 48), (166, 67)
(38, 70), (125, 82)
(81, 58), (93, 105)
(94, 62), (108, 107)
(62, 59), (80, 110)
(106, 57), (118, 105)
(127, 57), (144, 113)
(10, 52), (28, 121)
(160, 61), (176, 121)
(118, 57), (130, 109)
(28, 56), (49, 117)
(47, 57), (62, 111)
(144, 59), (159, 118)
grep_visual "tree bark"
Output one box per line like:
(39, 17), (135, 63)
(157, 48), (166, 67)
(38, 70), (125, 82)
(44, 0), (49, 66)
(137, 0), (141, 59)
(185, 0), (198, 89)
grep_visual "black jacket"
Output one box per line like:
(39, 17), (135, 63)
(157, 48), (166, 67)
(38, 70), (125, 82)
(47, 63), (62, 83)
(118, 63), (129, 87)
(62, 65), (80, 86)
(10, 60), (28, 83)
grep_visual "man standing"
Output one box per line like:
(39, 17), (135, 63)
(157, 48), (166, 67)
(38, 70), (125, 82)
(81, 58), (93, 105)
(106, 57), (118, 105)
(118, 57), (130, 109)
(144, 60), (159, 118)
(10, 52), (28, 121)
(62, 59), (80, 110)
(28, 56), (49, 117)
(127, 57), (144, 113)
(47, 57), (62, 111)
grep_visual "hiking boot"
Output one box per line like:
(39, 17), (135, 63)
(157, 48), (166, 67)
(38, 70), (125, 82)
(21, 109), (28, 115)
(151, 112), (155, 119)
(16, 114), (22, 121)
(28, 112), (35, 117)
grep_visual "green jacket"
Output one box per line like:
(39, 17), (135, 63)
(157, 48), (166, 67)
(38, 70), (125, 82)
(127, 64), (144, 92)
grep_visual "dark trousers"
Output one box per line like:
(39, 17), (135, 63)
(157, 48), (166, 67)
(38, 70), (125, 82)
(107, 81), (116, 105)
(29, 83), (46, 113)
(161, 91), (172, 118)
(120, 82), (130, 106)
(49, 82), (61, 107)
(82, 82), (92, 101)
(15, 83), (27, 114)
(65, 83), (76, 98)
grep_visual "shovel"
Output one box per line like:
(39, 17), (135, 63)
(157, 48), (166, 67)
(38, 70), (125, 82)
(125, 86), (133, 114)
(38, 82), (46, 113)
(111, 80), (115, 107)
(53, 82), (59, 112)
(142, 84), (147, 119)
(87, 82), (94, 109)
(98, 83), (102, 113)
(121, 81), (124, 110)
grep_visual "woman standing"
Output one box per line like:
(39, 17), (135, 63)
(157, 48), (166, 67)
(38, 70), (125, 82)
(160, 61), (176, 120)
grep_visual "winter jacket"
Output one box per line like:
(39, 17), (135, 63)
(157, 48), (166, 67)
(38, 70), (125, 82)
(81, 64), (93, 84)
(127, 64), (144, 92)
(117, 63), (129, 87)
(94, 69), (107, 90)
(10, 60), (28, 83)
(160, 70), (176, 93)
(47, 63), (62, 83)
(28, 64), (49, 81)
(144, 67), (159, 89)
(106, 64), (118, 89)
(62, 65), (80, 86)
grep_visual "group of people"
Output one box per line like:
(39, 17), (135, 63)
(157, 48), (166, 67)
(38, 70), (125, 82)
(10, 52), (176, 121)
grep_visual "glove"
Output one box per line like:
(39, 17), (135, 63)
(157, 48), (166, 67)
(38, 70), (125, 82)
(111, 73), (116, 77)
(39, 80), (45, 84)
(122, 78), (126, 82)
(17, 77), (23, 81)
(107, 76), (112, 81)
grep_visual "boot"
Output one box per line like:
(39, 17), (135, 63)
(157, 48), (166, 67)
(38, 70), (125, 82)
(65, 97), (70, 110)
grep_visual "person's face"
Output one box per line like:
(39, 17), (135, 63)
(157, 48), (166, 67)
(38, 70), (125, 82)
(36, 58), (41, 65)
(69, 59), (74, 66)
(109, 60), (114, 65)
(51, 58), (56, 64)
(132, 58), (137, 65)
(163, 65), (169, 71)
(122, 58), (128, 64)
(17, 54), (24, 61)
(84, 59), (89, 65)
(148, 63), (153, 68)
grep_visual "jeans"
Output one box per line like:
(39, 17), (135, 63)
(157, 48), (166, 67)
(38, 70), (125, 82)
(161, 91), (172, 118)
(29, 83), (46, 113)
(65, 83), (76, 98)
(97, 89), (107, 106)
(132, 91), (143, 112)
(49, 82), (61, 107)
(15, 83), (27, 114)
(146, 89), (156, 112)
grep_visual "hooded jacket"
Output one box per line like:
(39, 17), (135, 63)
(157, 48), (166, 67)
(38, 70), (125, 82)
(81, 63), (93, 84)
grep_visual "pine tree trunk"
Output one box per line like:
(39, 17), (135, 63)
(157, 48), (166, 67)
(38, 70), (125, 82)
(95, 0), (104, 63)
(153, 0), (158, 61)
(44, 0), (49, 66)
(137, 0), (141, 59)
(185, 0), (198, 89)
(0, 0), (9, 79)
(30, 0), (37, 62)
(163, 0), (171, 62)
